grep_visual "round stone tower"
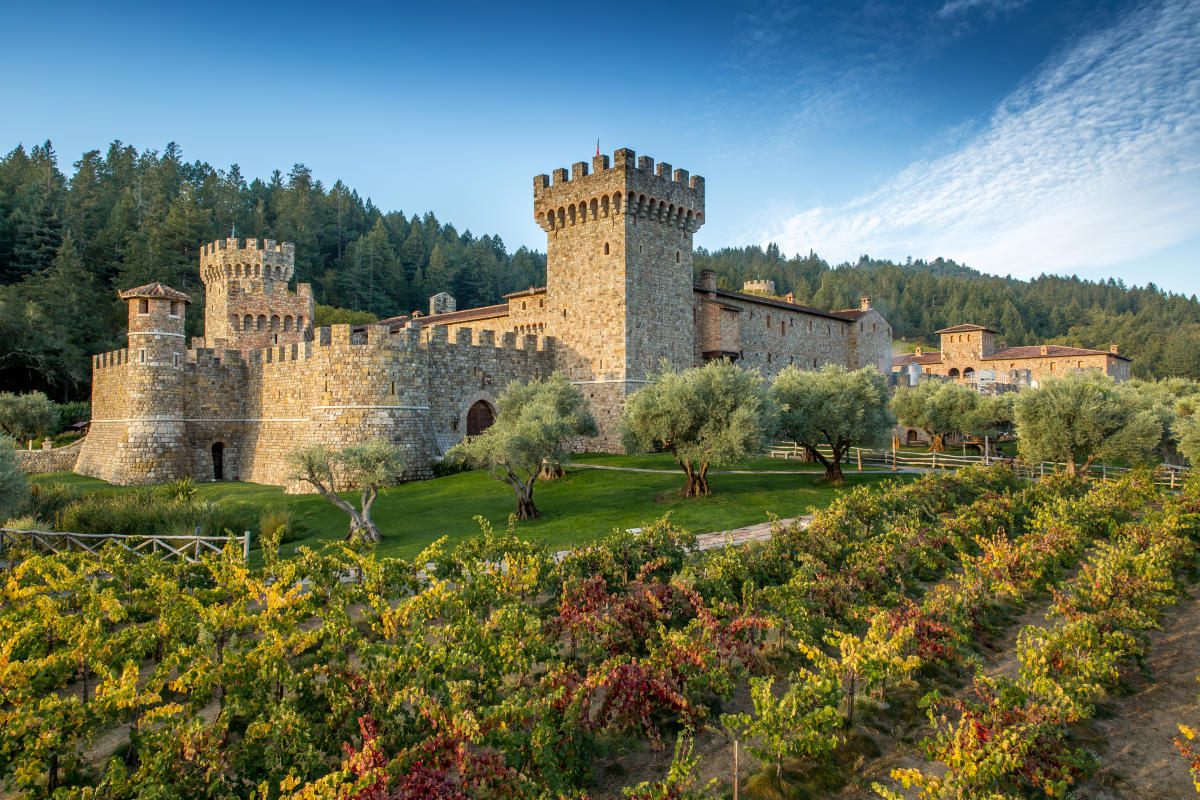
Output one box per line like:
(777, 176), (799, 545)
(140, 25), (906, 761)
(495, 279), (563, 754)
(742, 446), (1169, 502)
(115, 282), (192, 483)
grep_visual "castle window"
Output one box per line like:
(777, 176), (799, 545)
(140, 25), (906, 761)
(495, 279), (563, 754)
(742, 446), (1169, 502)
(604, 242), (609, 255)
(813, 359), (818, 368)
(780, 321), (785, 336)
(173, 354), (179, 366)
(283, 315), (293, 331)
(139, 349), (145, 363)
(968, 334), (972, 342)
(676, 251), (680, 263)
(257, 315), (267, 331)
(138, 299), (149, 315)
(390, 381), (396, 395)
(539, 299), (543, 308)
(169, 301), (181, 317)
(273, 333), (279, 345)
(243, 314), (253, 330)
(522, 301), (527, 310)
(808, 321), (813, 332)
(270, 315), (280, 330)
(1050, 362), (1056, 371)
(766, 314), (771, 329)
(1078, 360), (1084, 368)
(767, 352), (772, 364)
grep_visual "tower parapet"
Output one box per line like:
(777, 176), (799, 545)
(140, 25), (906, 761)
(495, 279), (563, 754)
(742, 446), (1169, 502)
(199, 237), (314, 352)
(533, 148), (704, 234)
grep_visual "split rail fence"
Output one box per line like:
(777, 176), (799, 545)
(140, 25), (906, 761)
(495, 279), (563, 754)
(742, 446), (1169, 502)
(769, 441), (1190, 489)
(0, 528), (251, 567)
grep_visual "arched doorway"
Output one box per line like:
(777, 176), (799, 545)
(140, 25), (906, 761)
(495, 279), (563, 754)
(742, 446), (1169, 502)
(906, 429), (919, 446)
(212, 442), (225, 481)
(466, 401), (495, 436)
(963, 367), (976, 380)
(947, 368), (960, 379)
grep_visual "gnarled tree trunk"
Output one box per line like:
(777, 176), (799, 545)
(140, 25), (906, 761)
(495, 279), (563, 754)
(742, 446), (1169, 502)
(678, 458), (711, 497)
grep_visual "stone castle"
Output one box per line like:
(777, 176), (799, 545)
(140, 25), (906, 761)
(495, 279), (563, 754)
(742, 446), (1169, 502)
(76, 148), (893, 487)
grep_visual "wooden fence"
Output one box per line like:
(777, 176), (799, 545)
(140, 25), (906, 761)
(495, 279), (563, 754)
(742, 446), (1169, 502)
(0, 528), (251, 565)
(769, 441), (1190, 488)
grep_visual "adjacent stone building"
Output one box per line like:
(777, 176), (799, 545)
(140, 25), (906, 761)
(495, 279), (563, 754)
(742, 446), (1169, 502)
(892, 323), (1131, 385)
(76, 148), (894, 486)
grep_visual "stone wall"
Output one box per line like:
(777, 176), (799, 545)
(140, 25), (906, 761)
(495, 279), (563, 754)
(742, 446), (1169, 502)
(77, 320), (554, 490)
(14, 437), (87, 474)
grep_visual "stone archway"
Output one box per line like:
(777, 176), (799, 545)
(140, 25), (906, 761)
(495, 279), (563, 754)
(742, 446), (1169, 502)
(458, 391), (498, 438)
(467, 401), (495, 436)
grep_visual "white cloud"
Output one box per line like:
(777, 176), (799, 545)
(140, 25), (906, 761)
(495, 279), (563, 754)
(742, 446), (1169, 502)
(937, 0), (1029, 19)
(755, 0), (1200, 281)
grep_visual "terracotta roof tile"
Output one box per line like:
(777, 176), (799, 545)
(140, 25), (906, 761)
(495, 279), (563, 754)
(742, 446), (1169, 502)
(893, 352), (942, 366)
(935, 323), (996, 334)
(985, 345), (1129, 362)
(119, 282), (191, 303)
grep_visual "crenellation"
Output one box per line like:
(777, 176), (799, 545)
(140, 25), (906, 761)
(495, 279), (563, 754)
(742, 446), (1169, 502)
(571, 161), (588, 180)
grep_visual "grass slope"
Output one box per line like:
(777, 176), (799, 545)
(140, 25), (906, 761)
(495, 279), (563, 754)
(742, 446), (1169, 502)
(35, 458), (908, 562)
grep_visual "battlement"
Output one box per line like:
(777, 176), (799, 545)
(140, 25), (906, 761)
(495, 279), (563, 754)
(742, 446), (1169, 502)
(201, 237), (296, 286)
(534, 148), (704, 233)
(201, 237), (295, 258)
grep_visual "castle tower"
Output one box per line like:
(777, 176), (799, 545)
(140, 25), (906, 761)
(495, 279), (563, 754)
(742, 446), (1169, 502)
(534, 148), (705, 447)
(199, 237), (315, 351)
(112, 282), (192, 483)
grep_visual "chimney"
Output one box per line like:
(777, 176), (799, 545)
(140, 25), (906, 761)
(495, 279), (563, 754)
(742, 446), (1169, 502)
(1110, 344), (1119, 355)
(700, 269), (717, 292)
(1040, 345), (1048, 356)
(915, 346), (923, 356)
(860, 295), (870, 312)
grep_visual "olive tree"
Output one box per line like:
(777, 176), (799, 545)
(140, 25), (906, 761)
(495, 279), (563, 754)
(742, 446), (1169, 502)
(0, 435), (30, 521)
(1174, 399), (1200, 468)
(448, 372), (597, 520)
(769, 364), (893, 484)
(0, 392), (59, 445)
(890, 380), (979, 452)
(621, 359), (775, 497)
(286, 439), (404, 543)
(1013, 371), (1159, 476)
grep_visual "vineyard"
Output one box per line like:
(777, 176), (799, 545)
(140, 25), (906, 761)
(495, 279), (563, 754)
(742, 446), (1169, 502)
(2, 467), (1199, 799)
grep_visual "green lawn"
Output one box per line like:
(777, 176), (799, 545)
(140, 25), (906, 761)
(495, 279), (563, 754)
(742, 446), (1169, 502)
(34, 462), (910, 563)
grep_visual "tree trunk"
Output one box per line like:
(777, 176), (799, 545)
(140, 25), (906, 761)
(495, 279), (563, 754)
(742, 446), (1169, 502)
(811, 446), (845, 484)
(515, 491), (541, 520)
(928, 433), (946, 453)
(1065, 457), (1077, 477)
(539, 458), (564, 480)
(678, 459), (712, 497)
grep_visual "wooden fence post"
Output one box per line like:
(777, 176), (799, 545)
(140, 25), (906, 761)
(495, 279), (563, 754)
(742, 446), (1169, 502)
(932, 452), (938, 470)
(984, 435), (990, 466)
(243, 531), (251, 562)
(857, 449), (863, 472)
(733, 740), (739, 800)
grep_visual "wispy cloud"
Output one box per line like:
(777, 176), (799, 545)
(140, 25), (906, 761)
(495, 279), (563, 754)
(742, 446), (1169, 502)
(937, 0), (1029, 19)
(754, 0), (1200, 283)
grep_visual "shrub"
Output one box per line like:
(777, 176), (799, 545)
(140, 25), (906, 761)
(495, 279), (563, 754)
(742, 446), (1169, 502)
(259, 503), (306, 544)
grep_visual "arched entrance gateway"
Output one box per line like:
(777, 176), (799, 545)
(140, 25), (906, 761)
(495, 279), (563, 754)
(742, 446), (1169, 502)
(466, 400), (495, 436)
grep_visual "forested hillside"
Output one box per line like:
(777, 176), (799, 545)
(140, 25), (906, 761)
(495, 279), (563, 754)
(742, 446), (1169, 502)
(0, 142), (545, 398)
(696, 245), (1200, 380)
(3, 140), (1198, 400)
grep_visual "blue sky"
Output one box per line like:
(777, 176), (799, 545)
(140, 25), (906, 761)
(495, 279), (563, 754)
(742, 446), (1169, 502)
(2, 0), (1197, 295)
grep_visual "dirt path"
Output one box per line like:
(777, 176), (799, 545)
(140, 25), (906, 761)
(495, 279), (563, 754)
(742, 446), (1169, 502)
(1075, 584), (1200, 800)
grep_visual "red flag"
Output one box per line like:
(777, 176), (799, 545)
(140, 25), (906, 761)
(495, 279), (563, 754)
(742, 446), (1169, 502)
(596, 139), (600, 157)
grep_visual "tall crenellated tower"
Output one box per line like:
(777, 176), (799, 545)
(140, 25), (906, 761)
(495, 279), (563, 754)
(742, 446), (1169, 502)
(199, 237), (315, 351)
(534, 148), (705, 447)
